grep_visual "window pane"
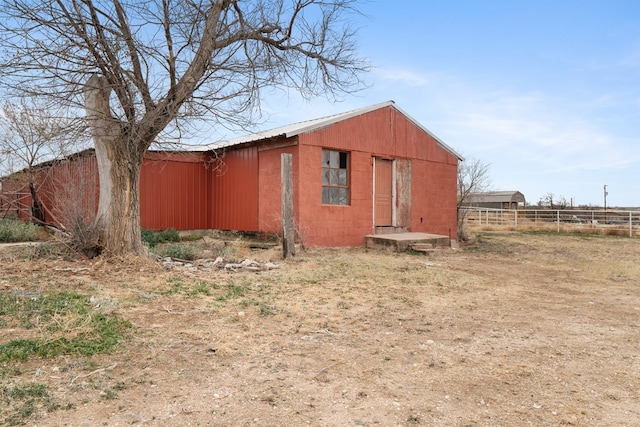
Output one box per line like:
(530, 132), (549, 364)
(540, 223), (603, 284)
(339, 188), (348, 205)
(338, 169), (347, 186)
(339, 152), (348, 169)
(329, 169), (339, 185)
(330, 151), (339, 168)
(322, 150), (330, 166)
(322, 187), (330, 204)
(321, 149), (350, 205)
(330, 187), (339, 204)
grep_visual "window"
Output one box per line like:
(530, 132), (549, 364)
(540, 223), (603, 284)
(322, 149), (349, 205)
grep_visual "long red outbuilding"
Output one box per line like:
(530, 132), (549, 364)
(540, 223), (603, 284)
(0, 101), (462, 247)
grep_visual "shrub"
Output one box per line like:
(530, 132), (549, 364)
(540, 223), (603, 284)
(0, 218), (40, 243)
(20, 242), (67, 260)
(141, 228), (159, 248)
(141, 228), (180, 248)
(158, 244), (196, 260)
(65, 216), (101, 258)
(157, 228), (180, 243)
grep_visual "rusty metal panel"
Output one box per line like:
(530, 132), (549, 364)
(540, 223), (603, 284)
(210, 146), (259, 231)
(395, 159), (412, 227)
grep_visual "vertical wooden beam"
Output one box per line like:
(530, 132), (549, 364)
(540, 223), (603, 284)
(281, 153), (295, 258)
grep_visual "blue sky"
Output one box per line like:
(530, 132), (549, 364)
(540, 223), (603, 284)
(238, 0), (640, 208)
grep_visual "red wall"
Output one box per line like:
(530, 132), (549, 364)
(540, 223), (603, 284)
(0, 153), (99, 229)
(257, 143), (299, 237)
(210, 146), (259, 231)
(290, 105), (459, 247)
(294, 146), (374, 247)
(140, 152), (210, 230)
(1, 105), (459, 247)
(300, 107), (457, 164)
(42, 154), (99, 228)
(0, 176), (32, 222)
(409, 159), (457, 239)
(2, 151), (214, 232)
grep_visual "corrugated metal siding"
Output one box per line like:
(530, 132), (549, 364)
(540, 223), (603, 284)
(210, 146), (259, 231)
(140, 152), (210, 230)
(299, 107), (458, 165)
(41, 155), (99, 228)
(0, 178), (32, 221)
(0, 153), (99, 228)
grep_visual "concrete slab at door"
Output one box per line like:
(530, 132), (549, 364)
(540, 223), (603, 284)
(375, 159), (393, 226)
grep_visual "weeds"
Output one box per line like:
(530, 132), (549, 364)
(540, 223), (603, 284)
(0, 291), (129, 423)
(0, 219), (41, 243)
(0, 382), (72, 426)
(141, 228), (180, 248)
(101, 388), (118, 400)
(216, 283), (245, 301)
(187, 281), (219, 297)
(258, 303), (277, 316)
(161, 276), (186, 295)
(0, 291), (132, 362)
(407, 414), (422, 424)
(156, 243), (196, 260)
(26, 242), (65, 259)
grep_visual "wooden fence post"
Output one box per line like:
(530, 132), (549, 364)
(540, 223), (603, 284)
(281, 153), (295, 259)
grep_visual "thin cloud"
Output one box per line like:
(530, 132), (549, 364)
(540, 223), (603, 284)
(375, 67), (439, 87)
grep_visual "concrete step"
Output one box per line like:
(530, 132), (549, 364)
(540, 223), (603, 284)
(365, 232), (450, 252)
(410, 243), (441, 253)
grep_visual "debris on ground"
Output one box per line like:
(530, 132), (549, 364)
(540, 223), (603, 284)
(160, 256), (279, 272)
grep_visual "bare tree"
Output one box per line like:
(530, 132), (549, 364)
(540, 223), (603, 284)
(0, 98), (86, 223)
(0, 0), (368, 256)
(538, 193), (554, 208)
(538, 193), (568, 209)
(457, 157), (491, 239)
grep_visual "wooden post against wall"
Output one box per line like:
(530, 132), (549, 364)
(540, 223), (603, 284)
(281, 153), (295, 258)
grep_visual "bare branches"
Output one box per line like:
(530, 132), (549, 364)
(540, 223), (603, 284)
(0, 0), (368, 144)
(458, 157), (491, 209)
(457, 157), (491, 240)
(0, 98), (88, 176)
(0, 0), (369, 255)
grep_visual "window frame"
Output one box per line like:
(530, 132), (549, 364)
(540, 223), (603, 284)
(321, 149), (350, 206)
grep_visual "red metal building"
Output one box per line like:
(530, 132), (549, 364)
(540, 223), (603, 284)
(1, 101), (462, 247)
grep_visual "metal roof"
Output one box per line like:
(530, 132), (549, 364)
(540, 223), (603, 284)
(466, 191), (526, 204)
(204, 101), (464, 160)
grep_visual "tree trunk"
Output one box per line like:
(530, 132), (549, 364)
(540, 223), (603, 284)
(84, 75), (145, 256)
(92, 142), (145, 256)
(29, 181), (45, 224)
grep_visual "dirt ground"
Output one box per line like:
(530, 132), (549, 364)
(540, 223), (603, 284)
(1, 231), (639, 426)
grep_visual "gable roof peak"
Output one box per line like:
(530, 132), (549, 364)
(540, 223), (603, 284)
(206, 101), (463, 160)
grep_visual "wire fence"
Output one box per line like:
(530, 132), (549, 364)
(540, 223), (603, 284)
(461, 207), (640, 238)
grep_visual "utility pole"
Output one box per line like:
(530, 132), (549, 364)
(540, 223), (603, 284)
(603, 185), (608, 211)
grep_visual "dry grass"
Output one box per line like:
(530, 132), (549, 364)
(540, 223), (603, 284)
(466, 219), (639, 237)
(1, 232), (640, 426)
